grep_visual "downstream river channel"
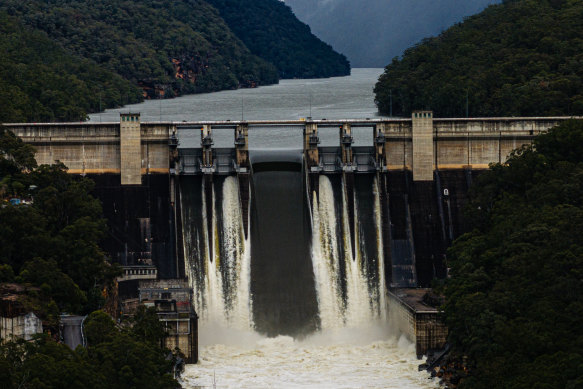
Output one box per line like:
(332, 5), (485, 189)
(91, 68), (438, 388)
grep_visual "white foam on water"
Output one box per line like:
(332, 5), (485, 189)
(183, 324), (439, 389)
(183, 172), (433, 389)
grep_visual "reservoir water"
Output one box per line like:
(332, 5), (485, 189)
(89, 68), (389, 149)
(93, 69), (438, 388)
(89, 68), (386, 123)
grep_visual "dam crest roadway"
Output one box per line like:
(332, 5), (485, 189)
(5, 112), (578, 183)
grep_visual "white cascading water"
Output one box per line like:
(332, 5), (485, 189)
(374, 176), (388, 320)
(343, 177), (379, 327)
(186, 177), (252, 330)
(220, 177), (252, 330)
(201, 179), (226, 324)
(311, 177), (343, 329)
(182, 174), (436, 389)
(310, 175), (387, 329)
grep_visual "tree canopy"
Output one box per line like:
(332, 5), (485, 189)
(0, 11), (139, 123)
(374, 0), (583, 117)
(207, 0), (350, 78)
(444, 119), (583, 388)
(0, 310), (179, 389)
(0, 126), (119, 316)
(0, 130), (177, 387)
(0, 0), (279, 113)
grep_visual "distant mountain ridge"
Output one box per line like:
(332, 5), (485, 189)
(285, 0), (500, 67)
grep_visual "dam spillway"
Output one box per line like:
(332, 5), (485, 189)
(248, 151), (316, 336)
(7, 112), (578, 370)
(180, 150), (389, 337)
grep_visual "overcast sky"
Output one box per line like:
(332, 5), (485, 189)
(284, 0), (501, 67)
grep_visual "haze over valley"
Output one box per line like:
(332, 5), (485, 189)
(285, 0), (500, 67)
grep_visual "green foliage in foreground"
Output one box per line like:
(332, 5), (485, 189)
(0, 309), (179, 389)
(0, 129), (176, 387)
(208, 0), (350, 79)
(0, 127), (119, 318)
(444, 120), (583, 388)
(374, 0), (583, 117)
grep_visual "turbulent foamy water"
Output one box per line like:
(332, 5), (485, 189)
(181, 173), (436, 388)
(182, 326), (439, 389)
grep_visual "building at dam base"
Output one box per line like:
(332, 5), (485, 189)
(6, 112), (580, 358)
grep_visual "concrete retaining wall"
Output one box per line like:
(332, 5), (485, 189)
(1, 312), (43, 342)
(6, 121), (171, 176)
(388, 289), (448, 357)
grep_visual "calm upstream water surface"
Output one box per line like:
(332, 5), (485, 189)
(92, 69), (438, 388)
(89, 68), (387, 123)
(89, 68), (390, 148)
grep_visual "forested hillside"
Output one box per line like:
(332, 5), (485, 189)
(208, 0), (350, 78)
(0, 12), (140, 123)
(374, 0), (583, 117)
(0, 0), (278, 99)
(0, 0), (351, 123)
(443, 120), (583, 388)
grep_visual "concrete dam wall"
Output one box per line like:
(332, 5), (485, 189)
(6, 113), (574, 180)
(177, 159), (476, 337)
(6, 113), (578, 338)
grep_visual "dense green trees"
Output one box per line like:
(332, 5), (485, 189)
(0, 126), (118, 315)
(444, 120), (583, 388)
(374, 0), (583, 117)
(208, 0), (350, 78)
(0, 12), (139, 122)
(0, 310), (179, 389)
(0, 127), (178, 387)
(0, 0), (350, 122)
(0, 0), (278, 114)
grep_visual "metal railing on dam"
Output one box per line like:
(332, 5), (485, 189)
(5, 112), (581, 183)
